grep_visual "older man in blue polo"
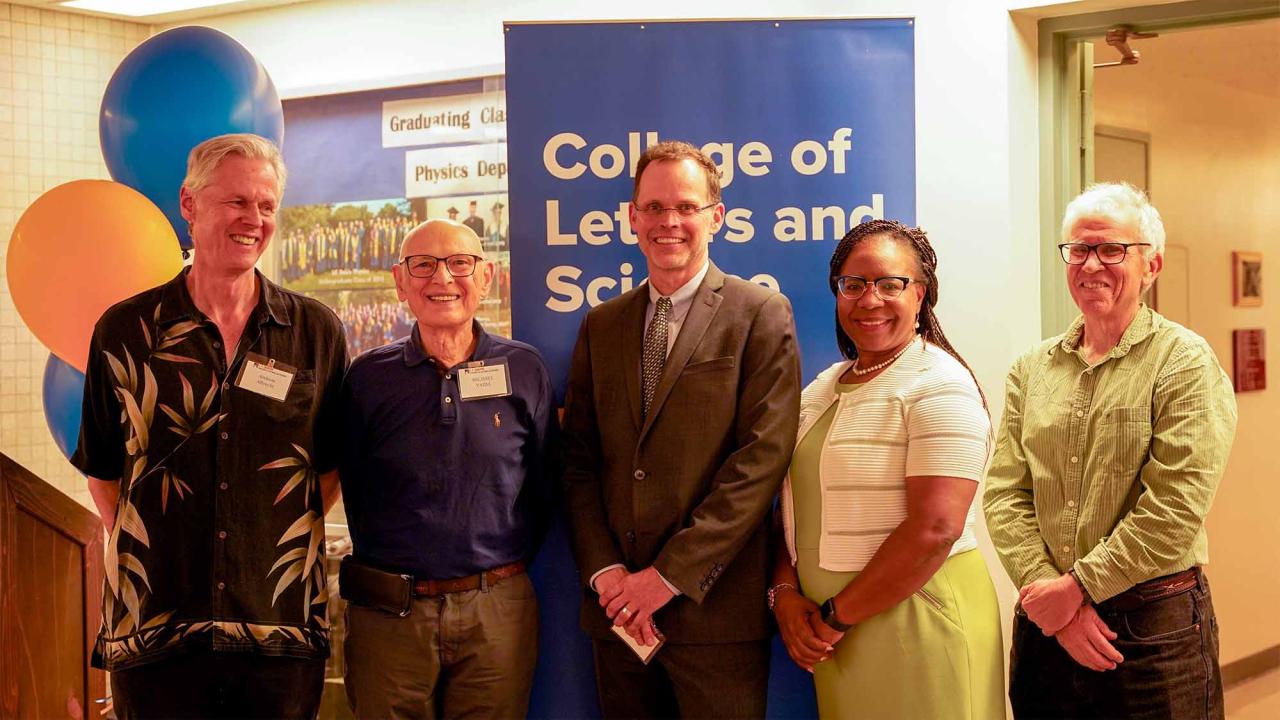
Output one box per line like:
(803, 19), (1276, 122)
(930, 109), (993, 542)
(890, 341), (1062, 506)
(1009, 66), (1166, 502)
(338, 219), (557, 719)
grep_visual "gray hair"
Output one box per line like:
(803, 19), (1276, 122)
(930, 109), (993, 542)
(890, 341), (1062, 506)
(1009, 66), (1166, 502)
(183, 133), (287, 199)
(1061, 182), (1165, 256)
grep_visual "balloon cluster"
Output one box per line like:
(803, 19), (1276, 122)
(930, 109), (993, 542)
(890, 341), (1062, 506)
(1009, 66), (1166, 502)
(5, 27), (284, 461)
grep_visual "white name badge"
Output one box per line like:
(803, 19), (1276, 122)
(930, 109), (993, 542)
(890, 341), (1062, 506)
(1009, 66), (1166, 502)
(458, 359), (511, 400)
(235, 352), (296, 402)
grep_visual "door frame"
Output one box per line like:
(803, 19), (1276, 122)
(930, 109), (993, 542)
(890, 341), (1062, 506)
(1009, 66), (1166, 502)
(1036, 0), (1279, 338)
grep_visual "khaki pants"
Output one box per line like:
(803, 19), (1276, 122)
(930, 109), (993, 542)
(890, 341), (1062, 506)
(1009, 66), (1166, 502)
(344, 573), (538, 720)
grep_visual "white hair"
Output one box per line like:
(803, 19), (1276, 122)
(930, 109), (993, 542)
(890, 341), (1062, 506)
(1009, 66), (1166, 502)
(1061, 182), (1165, 256)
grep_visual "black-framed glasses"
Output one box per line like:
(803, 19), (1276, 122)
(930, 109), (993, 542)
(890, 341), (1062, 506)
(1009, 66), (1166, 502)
(400, 253), (483, 279)
(634, 202), (718, 217)
(1058, 242), (1151, 265)
(834, 275), (919, 301)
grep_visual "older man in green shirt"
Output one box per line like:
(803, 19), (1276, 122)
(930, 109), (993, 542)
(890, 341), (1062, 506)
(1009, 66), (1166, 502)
(985, 183), (1237, 720)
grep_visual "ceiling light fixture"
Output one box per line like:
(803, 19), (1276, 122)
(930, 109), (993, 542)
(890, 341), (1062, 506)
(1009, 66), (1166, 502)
(60, 0), (240, 18)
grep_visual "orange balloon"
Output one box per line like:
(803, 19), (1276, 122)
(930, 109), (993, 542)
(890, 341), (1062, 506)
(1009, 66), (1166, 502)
(7, 180), (182, 372)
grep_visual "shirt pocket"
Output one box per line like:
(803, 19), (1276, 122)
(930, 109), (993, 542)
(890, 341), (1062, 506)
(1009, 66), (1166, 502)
(262, 371), (316, 425)
(1098, 405), (1153, 479)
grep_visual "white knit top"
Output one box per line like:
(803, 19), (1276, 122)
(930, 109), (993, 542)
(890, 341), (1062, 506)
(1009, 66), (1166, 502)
(782, 339), (992, 571)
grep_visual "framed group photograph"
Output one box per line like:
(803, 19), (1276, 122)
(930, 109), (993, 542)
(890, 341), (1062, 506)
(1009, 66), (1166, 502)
(1232, 251), (1263, 307)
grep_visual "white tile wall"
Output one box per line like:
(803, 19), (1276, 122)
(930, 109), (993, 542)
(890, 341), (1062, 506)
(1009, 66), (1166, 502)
(0, 3), (150, 511)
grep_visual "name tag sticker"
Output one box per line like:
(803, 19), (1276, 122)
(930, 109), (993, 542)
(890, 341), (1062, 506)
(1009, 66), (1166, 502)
(458, 359), (511, 400)
(235, 353), (296, 402)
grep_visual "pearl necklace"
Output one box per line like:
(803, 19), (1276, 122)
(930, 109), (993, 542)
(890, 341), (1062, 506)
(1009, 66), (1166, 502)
(849, 338), (915, 376)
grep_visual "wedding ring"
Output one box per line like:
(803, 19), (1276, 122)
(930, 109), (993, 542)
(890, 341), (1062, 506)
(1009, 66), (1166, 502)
(620, 607), (632, 617)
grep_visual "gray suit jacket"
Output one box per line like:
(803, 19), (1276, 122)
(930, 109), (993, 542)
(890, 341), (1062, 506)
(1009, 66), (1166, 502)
(561, 262), (801, 643)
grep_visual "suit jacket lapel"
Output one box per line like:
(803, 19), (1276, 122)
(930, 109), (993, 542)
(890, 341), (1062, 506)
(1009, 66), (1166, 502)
(640, 263), (726, 439)
(620, 286), (648, 433)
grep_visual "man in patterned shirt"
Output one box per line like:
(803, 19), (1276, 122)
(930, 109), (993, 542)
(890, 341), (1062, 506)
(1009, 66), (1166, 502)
(74, 134), (348, 718)
(985, 183), (1237, 719)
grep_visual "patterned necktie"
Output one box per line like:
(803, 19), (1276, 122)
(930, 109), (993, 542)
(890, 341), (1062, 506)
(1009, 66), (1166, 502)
(641, 296), (672, 418)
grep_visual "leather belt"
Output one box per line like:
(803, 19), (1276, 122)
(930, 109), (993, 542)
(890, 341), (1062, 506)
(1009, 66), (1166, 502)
(412, 561), (526, 597)
(1101, 568), (1201, 612)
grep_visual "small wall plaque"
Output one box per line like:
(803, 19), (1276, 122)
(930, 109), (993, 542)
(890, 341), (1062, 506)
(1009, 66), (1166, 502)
(1233, 328), (1266, 392)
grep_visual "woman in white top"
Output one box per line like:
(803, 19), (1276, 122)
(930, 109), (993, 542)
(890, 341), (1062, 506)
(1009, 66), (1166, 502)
(769, 220), (1004, 719)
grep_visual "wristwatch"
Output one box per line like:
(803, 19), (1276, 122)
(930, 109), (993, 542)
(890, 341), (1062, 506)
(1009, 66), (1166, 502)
(767, 582), (797, 611)
(820, 597), (854, 631)
(1068, 568), (1093, 606)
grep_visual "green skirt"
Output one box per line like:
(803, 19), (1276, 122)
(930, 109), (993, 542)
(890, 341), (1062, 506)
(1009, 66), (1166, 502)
(799, 549), (1006, 720)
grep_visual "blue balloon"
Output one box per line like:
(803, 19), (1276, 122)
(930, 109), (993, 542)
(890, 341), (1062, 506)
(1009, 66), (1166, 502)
(43, 355), (85, 462)
(100, 26), (284, 250)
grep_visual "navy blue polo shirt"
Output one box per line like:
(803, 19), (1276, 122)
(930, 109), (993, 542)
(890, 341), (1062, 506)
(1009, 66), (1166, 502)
(339, 322), (557, 579)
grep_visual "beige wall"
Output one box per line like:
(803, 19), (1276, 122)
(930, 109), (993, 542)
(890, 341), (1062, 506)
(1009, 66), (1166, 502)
(1094, 18), (1280, 664)
(0, 2), (150, 509)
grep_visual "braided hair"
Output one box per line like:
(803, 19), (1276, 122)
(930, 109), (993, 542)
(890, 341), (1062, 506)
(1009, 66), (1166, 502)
(828, 219), (987, 408)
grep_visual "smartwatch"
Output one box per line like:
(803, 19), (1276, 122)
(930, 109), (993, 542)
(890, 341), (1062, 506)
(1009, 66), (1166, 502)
(820, 597), (853, 632)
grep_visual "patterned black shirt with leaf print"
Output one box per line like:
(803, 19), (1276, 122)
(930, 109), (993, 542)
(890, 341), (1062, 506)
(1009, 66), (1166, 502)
(72, 268), (349, 671)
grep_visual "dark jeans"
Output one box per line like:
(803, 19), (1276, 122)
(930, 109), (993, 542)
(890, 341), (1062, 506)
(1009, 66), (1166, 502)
(110, 651), (326, 719)
(1009, 569), (1223, 720)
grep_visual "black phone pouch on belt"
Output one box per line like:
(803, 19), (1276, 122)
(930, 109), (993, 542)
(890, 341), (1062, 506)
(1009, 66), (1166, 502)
(339, 555), (413, 616)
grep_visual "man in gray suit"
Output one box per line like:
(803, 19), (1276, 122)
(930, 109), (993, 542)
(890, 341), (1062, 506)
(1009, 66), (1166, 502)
(562, 141), (801, 718)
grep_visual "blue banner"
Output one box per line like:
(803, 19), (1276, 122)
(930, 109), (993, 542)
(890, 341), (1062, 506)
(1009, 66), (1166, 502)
(506, 18), (915, 718)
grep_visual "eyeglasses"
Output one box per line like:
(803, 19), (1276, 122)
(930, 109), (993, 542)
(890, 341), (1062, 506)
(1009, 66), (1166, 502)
(1058, 242), (1151, 265)
(834, 275), (919, 301)
(400, 253), (482, 279)
(634, 202), (718, 217)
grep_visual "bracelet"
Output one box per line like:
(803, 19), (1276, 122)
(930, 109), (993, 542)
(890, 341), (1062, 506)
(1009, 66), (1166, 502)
(767, 582), (797, 611)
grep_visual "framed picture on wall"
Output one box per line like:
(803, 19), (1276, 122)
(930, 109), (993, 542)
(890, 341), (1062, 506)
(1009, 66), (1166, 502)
(1233, 251), (1263, 307)
(1233, 328), (1266, 392)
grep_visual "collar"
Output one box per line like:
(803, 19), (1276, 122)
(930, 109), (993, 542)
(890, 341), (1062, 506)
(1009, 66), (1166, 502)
(647, 260), (710, 307)
(1053, 304), (1156, 360)
(156, 268), (290, 328)
(403, 320), (491, 369)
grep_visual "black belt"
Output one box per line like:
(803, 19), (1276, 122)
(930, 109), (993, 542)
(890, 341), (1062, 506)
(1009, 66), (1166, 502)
(1099, 568), (1201, 612)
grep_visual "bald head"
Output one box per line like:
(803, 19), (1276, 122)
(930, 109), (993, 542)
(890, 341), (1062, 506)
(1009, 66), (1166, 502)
(400, 219), (486, 261)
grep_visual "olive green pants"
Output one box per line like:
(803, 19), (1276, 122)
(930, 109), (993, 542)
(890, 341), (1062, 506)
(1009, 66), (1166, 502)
(343, 573), (538, 720)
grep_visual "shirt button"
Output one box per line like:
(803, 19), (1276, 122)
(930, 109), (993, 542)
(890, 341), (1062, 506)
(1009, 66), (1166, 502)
(1067, 500), (1077, 508)
(1070, 456), (1079, 463)
(1075, 410), (1084, 418)
(213, 341), (221, 349)
(223, 382), (230, 391)
(633, 469), (646, 480)
(444, 397), (453, 404)
(217, 582), (226, 590)
(626, 531), (636, 542)
(218, 530), (227, 539)
(445, 373), (452, 380)
(220, 432), (229, 440)
(1062, 545), (1071, 553)
(219, 482), (228, 490)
